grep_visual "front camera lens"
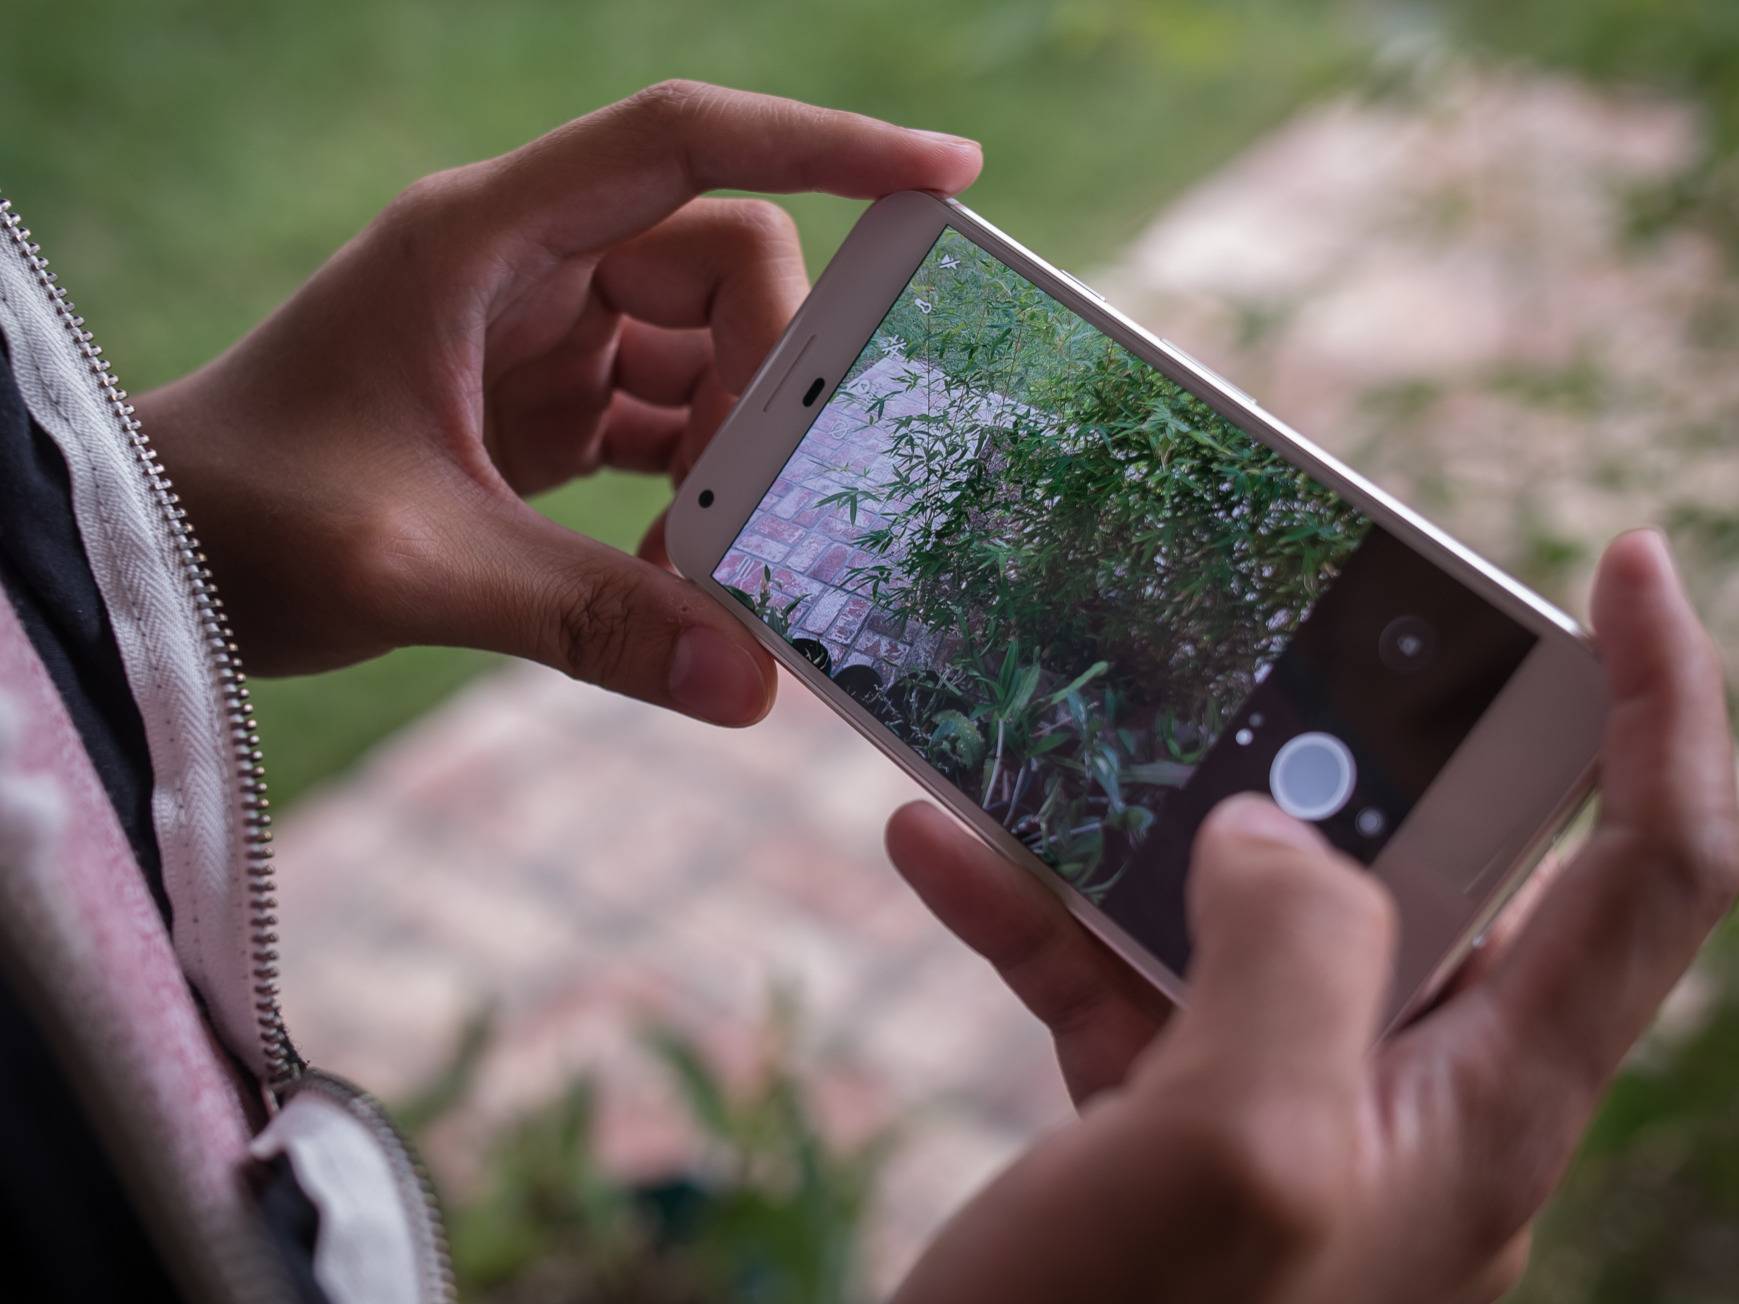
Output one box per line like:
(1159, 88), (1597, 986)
(1379, 615), (1437, 674)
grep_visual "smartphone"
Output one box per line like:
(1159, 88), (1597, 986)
(667, 191), (1606, 1025)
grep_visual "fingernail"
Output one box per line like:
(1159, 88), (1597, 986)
(1206, 793), (1325, 853)
(669, 627), (770, 725)
(1641, 525), (1675, 564)
(1620, 526), (1680, 585)
(915, 128), (980, 149)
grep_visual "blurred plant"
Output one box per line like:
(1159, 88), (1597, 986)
(400, 996), (895, 1304)
(1514, 506), (1591, 597)
(1512, 922), (1739, 1303)
(1667, 502), (1739, 565)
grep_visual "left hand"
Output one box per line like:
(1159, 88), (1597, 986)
(137, 81), (981, 725)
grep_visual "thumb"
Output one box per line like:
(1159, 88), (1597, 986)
(433, 505), (776, 725)
(1168, 795), (1397, 1093)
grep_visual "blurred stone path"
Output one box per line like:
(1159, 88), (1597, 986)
(276, 663), (1071, 1292)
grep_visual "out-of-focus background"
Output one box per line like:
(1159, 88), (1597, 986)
(4, 2), (1735, 1299)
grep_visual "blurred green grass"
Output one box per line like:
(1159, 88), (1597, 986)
(1, 0), (1366, 803)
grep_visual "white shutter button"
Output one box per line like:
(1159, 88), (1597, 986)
(1268, 732), (1357, 822)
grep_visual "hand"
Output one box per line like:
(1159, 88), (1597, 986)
(888, 530), (1737, 1303)
(134, 81), (981, 723)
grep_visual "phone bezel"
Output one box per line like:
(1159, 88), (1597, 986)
(666, 190), (1606, 1026)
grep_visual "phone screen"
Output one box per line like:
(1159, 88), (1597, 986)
(713, 226), (1536, 973)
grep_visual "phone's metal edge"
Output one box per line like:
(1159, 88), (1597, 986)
(1386, 761), (1599, 1031)
(671, 189), (1605, 1023)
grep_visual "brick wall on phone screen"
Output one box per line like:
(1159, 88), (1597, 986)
(714, 354), (962, 684)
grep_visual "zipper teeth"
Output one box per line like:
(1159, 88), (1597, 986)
(0, 197), (300, 1086)
(295, 1072), (458, 1303)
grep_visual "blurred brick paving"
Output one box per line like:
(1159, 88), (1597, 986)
(276, 663), (1072, 1292)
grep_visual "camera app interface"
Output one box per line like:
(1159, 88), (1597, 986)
(714, 228), (1535, 974)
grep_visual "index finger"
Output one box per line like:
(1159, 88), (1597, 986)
(493, 80), (983, 255)
(596, 197), (811, 393)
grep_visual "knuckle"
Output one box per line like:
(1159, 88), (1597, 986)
(730, 197), (800, 247)
(374, 167), (486, 267)
(381, 168), (464, 230)
(555, 571), (639, 685)
(1165, 1117), (1340, 1266)
(1451, 1046), (1575, 1250)
(1668, 815), (1739, 920)
(626, 78), (715, 128)
(999, 932), (1108, 1038)
(1625, 796), (1739, 925)
(615, 80), (726, 191)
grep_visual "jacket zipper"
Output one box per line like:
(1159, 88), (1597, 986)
(0, 195), (454, 1302)
(285, 1070), (458, 1304)
(0, 194), (298, 1083)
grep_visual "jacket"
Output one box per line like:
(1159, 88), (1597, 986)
(0, 193), (453, 1304)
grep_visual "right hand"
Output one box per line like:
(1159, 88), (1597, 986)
(889, 530), (1737, 1303)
